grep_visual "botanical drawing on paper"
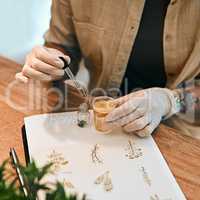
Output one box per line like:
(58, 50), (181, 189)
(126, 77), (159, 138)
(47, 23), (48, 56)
(91, 144), (104, 164)
(47, 150), (69, 172)
(150, 194), (160, 200)
(63, 179), (75, 189)
(150, 194), (172, 200)
(125, 140), (143, 159)
(140, 166), (151, 187)
(94, 171), (113, 192)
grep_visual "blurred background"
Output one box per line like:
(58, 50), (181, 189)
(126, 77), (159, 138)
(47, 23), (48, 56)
(0, 0), (89, 84)
(0, 0), (51, 63)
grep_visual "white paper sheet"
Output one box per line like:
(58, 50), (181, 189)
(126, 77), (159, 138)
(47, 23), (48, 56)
(24, 111), (186, 200)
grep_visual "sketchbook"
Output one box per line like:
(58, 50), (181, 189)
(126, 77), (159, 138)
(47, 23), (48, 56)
(24, 111), (186, 200)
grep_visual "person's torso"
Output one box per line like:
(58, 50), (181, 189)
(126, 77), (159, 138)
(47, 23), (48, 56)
(120, 0), (170, 94)
(69, 0), (200, 90)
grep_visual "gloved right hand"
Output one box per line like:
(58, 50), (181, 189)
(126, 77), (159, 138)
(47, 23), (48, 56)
(15, 45), (70, 83)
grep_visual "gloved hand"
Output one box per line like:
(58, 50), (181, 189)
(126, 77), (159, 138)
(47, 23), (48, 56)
(105, 88), (179, 137)
(15, 45), (70, 83)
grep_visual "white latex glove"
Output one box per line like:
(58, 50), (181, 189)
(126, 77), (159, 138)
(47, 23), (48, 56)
(105, 88), (179, 137)
(15, 46), (70, 83)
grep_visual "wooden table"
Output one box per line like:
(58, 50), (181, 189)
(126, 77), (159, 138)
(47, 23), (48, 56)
(0, 56), (200, 200)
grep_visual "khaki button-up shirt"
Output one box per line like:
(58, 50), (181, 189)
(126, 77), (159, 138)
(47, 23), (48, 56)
(44, 0), (200, 138)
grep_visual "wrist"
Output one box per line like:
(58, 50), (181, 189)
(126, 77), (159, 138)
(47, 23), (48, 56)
(162, 89), (182, 120)
(150, 88), (180, 120)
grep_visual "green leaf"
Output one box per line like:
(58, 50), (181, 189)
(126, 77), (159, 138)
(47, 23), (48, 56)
(46, 182), (78, 200)
(0, 159), (81, 200)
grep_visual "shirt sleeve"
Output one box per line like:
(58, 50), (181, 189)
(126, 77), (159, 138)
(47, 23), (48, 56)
(44, 0), (82, 76)
(44, 0), (79, 50)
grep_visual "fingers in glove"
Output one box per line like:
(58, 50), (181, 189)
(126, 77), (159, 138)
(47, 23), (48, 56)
(107, 107), (145, 127)
(15, 72), (29, 83)
(32, 46), (70, 69)
(136, 117), (161, 138)
(30, 58), (64, 77)
(111, 90), (145, 106)
(106, 97), (145, 123)
(123, 114), (151, 133)
(22, 64), (52, 81)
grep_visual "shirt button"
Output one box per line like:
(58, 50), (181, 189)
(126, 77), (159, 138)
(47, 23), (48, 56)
(168, 73), (174, 76)
(171, 0), (178, 5)
(131, 26), (135, 30)
(165, 34), (172, 41)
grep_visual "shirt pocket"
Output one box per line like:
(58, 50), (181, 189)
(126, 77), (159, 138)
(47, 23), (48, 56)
(72, 18), (105, 60)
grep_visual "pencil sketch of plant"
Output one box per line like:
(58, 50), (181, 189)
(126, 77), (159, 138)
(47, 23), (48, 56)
(150, 194), (172, 200)
(47, 150), (69, 172)
(63, 179), (75, 189)
(125, 140), (143, 159)
(94, 171), (113, 192)
(91, 144), (103, 164)
(150, 194), (160, 200)
(140, 166), (151, 187)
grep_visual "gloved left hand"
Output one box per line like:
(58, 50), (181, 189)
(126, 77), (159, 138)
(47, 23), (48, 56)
(105, 87), (178, 137)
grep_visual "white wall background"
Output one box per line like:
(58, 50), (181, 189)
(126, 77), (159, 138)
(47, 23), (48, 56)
(0, 0), (52, 63)
(0, 0), (89, 85)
